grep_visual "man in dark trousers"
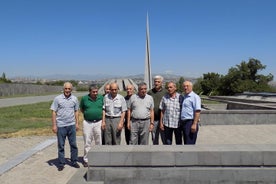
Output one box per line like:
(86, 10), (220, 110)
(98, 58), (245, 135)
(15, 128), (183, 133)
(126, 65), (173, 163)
(147, 75), (166, 145)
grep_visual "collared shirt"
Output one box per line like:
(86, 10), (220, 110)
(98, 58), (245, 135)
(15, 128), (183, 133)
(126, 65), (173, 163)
(80, 94), (103, 121)
(103, 93), (127, 117)
(128, 94), (154, 119)
(159, 93), (181, 128)
(50, 94), (79, 127)
(180, 91), (201, 120)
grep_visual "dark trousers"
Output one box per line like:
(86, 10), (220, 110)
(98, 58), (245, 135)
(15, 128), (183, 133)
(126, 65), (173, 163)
(180, 119), (199, 144)
(57, 125), (78, 167)
(124, 120), (131, 145)
(164, 125), (182, 145)
(152, 120), (166, 145)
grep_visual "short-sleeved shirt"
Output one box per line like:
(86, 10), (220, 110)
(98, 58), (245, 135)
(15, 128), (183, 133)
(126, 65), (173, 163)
(103, 93), (127, 117)
(50, 94), (79, 127)
(159, 93), (181, 128)
(180, 91), (201, 120)
(80, 94), (103, 121)
(128, 94), (154, 119)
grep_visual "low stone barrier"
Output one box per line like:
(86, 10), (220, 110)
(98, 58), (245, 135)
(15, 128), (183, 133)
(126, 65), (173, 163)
(87, 145), (276, 183)
(200, 110), (276, 125)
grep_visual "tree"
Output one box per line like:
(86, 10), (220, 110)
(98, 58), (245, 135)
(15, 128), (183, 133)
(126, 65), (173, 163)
(0, 72), (11, 83)
(176, 77), (185, 93)
(219, 58), (274, 95)
(200, 72), (222, 95)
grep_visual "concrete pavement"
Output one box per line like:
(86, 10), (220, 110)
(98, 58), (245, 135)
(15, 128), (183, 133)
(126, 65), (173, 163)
(1, 124), (276, 184)
(0, 92), (87, 108)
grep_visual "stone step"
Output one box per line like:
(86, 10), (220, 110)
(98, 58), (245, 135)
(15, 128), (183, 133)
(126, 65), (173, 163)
(86, 145), (276, 183)
(87, 145), (276, 167)
(88, 167), (276, 184)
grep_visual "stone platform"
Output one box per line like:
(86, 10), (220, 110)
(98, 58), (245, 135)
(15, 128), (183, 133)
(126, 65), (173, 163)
(83, 145), (276, 184)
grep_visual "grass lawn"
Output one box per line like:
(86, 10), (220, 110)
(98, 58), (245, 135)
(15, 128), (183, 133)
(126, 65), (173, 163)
(0, 100), (85, 138)
(0, 94), (219, 138)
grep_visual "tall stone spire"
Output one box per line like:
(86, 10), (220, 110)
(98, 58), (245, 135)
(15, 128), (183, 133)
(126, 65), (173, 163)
(144, 12), (152, 90)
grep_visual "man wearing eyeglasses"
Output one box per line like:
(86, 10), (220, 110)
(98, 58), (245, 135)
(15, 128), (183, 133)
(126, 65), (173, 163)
(50, 82), (80, 171)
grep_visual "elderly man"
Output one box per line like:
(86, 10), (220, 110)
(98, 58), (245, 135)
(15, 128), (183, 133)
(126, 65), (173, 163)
(50, 82), (80, 171)
(159, 81), (182, 145)
(147, 75), (166, 145)
(124, 84), (134, 145)
(80, 85), (103, 167)
(127, 82), (154, 145)
(180, 80), (201, 144)
(102, 82), (127, 145)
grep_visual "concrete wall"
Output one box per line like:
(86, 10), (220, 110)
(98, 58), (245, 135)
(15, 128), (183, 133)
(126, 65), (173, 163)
(200, 110), (276, 125)
(87, 145), (276, 183)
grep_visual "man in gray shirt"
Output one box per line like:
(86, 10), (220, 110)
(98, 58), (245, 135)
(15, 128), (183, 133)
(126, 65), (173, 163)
(127, 82), (154, 145)
(50, 82), (80, 171)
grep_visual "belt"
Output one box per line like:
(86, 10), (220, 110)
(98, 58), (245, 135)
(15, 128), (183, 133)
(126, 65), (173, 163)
(86, 119), (101, 123)
(132, 118), (150, 121)
(105, 115), (120, 119)
(182, 119), (193, 122)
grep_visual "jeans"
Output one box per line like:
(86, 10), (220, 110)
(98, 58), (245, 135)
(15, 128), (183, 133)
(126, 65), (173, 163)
(57, 125), (78, 166)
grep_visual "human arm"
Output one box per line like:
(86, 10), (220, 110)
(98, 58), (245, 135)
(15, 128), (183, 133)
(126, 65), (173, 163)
(149, 108), (154, 132)
(51, 111), (57, 133)
(159, 109), (165, 131)
(191, 110), (200, 133)
(117, 111), (125, 131)
(127, 109), (131, 130)
(102, 110), (106, 130)
(74, 110), (79, 131)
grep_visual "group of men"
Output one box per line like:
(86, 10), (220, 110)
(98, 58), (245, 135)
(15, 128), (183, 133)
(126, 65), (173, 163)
(50, 76), (201, 171)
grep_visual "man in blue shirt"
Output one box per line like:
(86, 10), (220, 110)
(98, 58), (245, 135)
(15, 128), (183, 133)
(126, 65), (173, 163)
(180, 80), (201, 144)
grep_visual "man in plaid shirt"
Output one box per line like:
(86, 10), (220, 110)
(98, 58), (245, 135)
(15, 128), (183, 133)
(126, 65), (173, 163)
(159, 81), (182, 145)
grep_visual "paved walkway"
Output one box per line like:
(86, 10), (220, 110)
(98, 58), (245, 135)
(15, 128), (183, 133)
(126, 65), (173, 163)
(0, 92), (87, 108)
(1, 124), (276, 184)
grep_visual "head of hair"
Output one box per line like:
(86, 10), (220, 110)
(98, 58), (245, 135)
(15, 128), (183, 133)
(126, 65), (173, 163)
(154, 75), (163, 82)
(89, 84), (98, 91)
(138, 82), (147, 89)
(183, 80), (193, 87)
(63, 82), (73, 89)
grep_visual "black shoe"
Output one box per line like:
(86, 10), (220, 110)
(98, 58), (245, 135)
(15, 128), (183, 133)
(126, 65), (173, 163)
(58, 166), (64, 171)
(72, 162), (80, 168)
(83, 162), (88, 167)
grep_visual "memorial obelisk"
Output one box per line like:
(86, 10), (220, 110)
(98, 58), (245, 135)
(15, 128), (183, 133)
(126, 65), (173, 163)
(144, 12), (152, 90)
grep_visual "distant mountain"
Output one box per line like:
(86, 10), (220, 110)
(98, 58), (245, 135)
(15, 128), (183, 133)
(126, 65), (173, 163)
(41, 74), (120, 80)
(11, 73), (189, 81)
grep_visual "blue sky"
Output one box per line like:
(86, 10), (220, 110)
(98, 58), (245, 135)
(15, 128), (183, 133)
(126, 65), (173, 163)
(0, 0), (275, 79)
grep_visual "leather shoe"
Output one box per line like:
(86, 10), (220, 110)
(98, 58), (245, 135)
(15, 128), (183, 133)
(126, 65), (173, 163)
(83, 162), (88, 167)
(57, 166), (64, 171)
(72, 162), (80, 168)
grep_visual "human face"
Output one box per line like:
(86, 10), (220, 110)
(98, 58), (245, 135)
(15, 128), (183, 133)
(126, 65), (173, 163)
(167, 83), (176, 96)
(126, 85), (134, 96)
(183, 81), (192, 94)
(89, 89), (98, 99)
(154, 78), (162, 90)
(63, 83), (72, 97)
(138, 85), (147, 97)
(104, 85), (110, 94)
(110, 84), (118, 98)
